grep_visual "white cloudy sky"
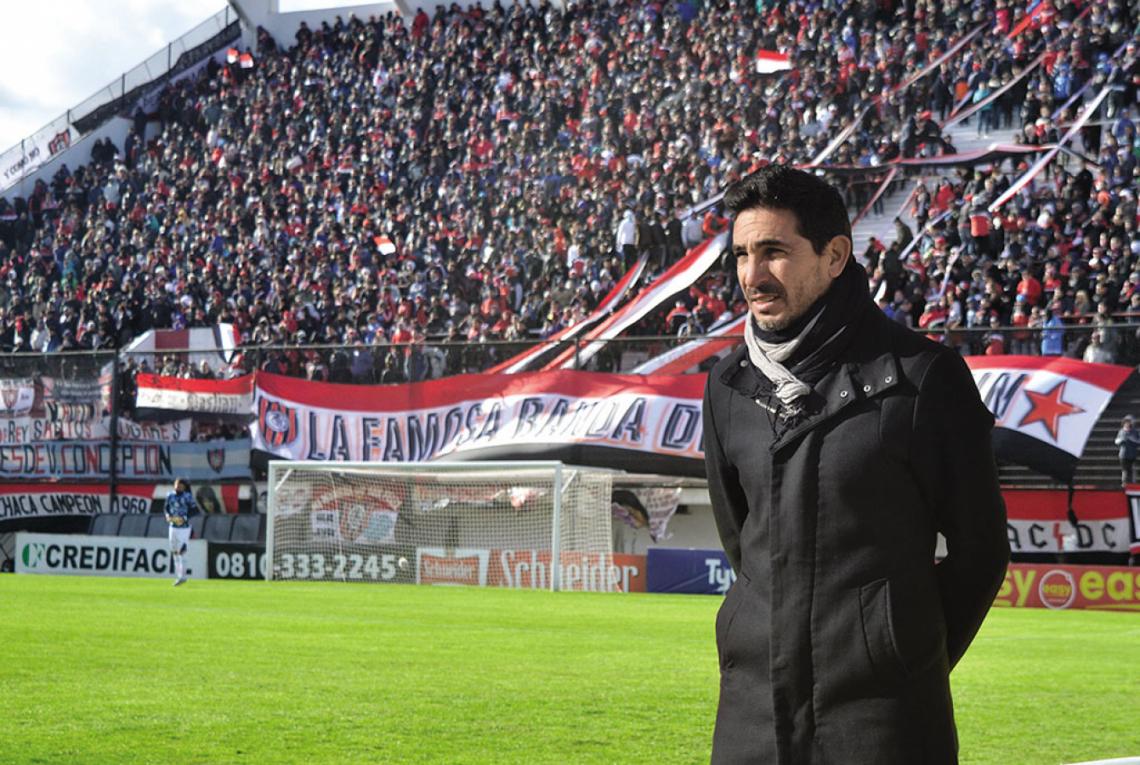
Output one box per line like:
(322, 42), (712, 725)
(0, 0), (226, 151)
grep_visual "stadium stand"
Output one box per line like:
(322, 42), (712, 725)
(0, 0), (1132, 381)
(202, 513), (236, 543)
(229, 513), (263, 543)
(189, 513), (208, 541)
(86, 512), (265, 544)
(89, 513), (122, 537)
(117, 514), (150, 538)
(146, 515), (171, 538)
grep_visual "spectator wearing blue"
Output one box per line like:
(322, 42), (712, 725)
(973, 75), (997, 138)
(1040, 304), (1066, 357)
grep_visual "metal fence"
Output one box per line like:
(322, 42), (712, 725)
(2, 320), (1138, 416)
(93, 320), (1133, 393)
(0, 321), (1132, 494)
(3, 319), (1135, 382)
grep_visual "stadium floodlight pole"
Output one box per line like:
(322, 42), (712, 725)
(551, 462), (563, 592)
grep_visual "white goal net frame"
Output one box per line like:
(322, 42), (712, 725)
(266, 460), (616, 591)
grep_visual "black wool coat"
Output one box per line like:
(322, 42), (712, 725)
(703, 304), (1009, 765)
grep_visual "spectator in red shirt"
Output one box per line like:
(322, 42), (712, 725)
(1016, 268), (1042, 308)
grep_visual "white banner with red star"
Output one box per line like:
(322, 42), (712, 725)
(967, 356), (1133, 482)
(968, 356), (1132, 459)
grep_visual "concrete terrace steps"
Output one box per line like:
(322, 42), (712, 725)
(847, 118), (1135, 490)
(850, 119), (1024, 260)
(998, 372), (1140, 489)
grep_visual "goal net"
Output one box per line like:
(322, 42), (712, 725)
(266, 461), (617, 591)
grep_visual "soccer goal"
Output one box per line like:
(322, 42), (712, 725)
(266, 461), (618, 591)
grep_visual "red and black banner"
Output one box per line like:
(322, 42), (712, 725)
(135, 373), (254, 421)
(486, 253), (650, 375)
(542, 233), (729, 370)
(251, 370), (706, 476)
(1004, 488), (1132, 560)
(968, 356), (1134, 482)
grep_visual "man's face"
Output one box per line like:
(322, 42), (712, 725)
(733, 207), (847, 331)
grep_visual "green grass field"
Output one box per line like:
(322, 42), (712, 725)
(2, 576), (1138, 765)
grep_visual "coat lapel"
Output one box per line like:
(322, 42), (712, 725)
(770, 351), (904, 456)
(718, 322), (906, 457)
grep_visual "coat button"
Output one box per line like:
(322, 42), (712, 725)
(839, 390), (848, 398)
(884, 375), (893, 383)
(863, 384), (872, 393)
(739, 359), (748, 367)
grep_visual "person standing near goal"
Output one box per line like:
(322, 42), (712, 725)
(702, 166), (1009, 764)
(165, 478), (198, 586)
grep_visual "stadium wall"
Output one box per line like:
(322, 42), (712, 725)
(10, 526), (1140, 612)
(3, 118), (133, 201)
(232, 0), (404, 49)
(1, 9), (239, 197)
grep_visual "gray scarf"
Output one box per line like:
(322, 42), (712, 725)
(743, 311), (822, 406)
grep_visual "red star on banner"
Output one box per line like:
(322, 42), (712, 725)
(1016, 380), (1084, 442)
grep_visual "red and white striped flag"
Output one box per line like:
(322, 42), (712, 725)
(544, 233), (729, 370)
(374, 236), (397, 255)
(135, 373), (254, 417)
(632, 314), (745, 376)
(485, 254), (650, 375)
(755, 50), (793, 74)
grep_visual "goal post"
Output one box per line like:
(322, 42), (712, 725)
(265, 461), (617, 591)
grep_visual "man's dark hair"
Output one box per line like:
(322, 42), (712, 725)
(723, 165), (852, 254)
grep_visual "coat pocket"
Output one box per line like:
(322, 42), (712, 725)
(715, 571), (750, 670)
(858, 577), (909, 682)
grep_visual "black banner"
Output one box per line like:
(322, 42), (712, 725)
(208, 542), (267, 580)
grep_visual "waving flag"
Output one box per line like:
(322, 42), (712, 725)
(135, 373), (254, 421)
(967, 356), (1133, 482)
(544, 233), (729, 370)
(485, 254), (649, 375)
(632, 314), (745, 376)
(988, 86), (1112, 212)
(754, 50), (792, 74)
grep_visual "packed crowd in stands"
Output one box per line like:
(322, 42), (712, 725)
(0, 0), (1135, 382)
(865, 5), (1139, 363)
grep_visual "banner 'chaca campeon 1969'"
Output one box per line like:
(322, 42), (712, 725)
(251, 370), (707, 476)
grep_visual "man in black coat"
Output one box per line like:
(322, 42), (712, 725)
(703, 166), (1009, 765)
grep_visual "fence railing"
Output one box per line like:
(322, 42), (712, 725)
(0, 319), (1135, 432)
(5, 319), (1139, 392)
